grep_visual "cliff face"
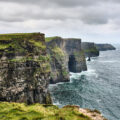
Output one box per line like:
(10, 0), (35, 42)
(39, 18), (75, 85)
(46, 37), (87, 84)
(46, 37), (69, 84)
(65, 38), (87, 72)
(82, 42), (99, 57)
(95, 44), (116, 51)
(0, 33), (52, 104)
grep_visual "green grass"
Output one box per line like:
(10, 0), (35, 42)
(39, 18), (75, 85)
(51, 46), (64, 58)
(62, 69), (68, 76)
(0, 102), (92, 120)
(29, 40), (46, 50)
(45, 36), (60, 42)
(0, 33), (41, 40)
(84, 48), (98, 53)
(0, 44), (11, 49)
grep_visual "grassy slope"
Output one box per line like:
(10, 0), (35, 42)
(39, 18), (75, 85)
(0, 102), (92, 120)
(0, 33), (41, 40)
(45, 36), (60, 42)
(0, 33), (46, 50)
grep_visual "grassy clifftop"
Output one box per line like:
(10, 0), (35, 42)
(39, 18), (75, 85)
(0, 33), (42, 40)
(0, 32), (46, 51)
(0, 102), (92, 120)
(0, 33), (49, 63)
(45, 36), (61, 42)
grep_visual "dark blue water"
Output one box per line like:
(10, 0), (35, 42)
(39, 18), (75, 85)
(49, 45), (120, 120)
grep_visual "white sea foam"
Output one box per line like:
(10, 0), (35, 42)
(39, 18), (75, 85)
(53, 101), (61, 106)
(70, 68), (98, 80)
(98, 60), (117, 63)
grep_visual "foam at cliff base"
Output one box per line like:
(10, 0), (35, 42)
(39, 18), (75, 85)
(70, 68), (98, 80)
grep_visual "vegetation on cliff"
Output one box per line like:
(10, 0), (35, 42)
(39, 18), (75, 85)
(81, 42), (99, 57)
(0, 102), (92, 120)
(95, 44), (116, 51)
(48, 45), (69, 83)
(0, 33), (47, 62)
(0, 33), (40, 40)
(45, 36), (60, 42)
(0, 33), (52, 104)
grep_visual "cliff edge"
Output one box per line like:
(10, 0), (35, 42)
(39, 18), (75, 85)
(95, 44), (116, 51)
(0, 33), (52, 104)
(46, 37), (87, 84)
(0, 102), (107, 120)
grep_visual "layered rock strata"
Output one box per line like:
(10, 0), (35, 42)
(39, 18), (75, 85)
(82, 42), (99, 57)
(95, 44), (116, 51)
(46, 37), (87, 84)
(0, 33), (52, 104)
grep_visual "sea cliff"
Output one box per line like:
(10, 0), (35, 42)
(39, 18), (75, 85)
(95, 44), (116, 51)
(82, 42), (99, 57)
(46, 37), (87, 84)
(0, 33), (108, 120)
(0, 33), (52, 104)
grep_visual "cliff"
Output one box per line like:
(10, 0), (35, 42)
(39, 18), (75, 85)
(0, 33), (52, 104)
(46, 37), (69, 84)
(46, 37), (87, 84)
(0, 102), (107, 120)
(95, 44), (116, 51)
(82, 42), (99, 57)
(0, 34), (108, 120)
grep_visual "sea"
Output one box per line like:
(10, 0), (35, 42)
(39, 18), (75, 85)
(49, 44), (120, 120)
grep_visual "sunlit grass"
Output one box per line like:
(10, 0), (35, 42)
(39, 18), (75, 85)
(0, 102), (92, 120)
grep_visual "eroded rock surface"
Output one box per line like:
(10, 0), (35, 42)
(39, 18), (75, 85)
(46, 37), (87, 84)
(79, 108), (108, 120)
(95, 44), (116, 51)
(0, 33), (52, 104)
(82, 42), (99, 57)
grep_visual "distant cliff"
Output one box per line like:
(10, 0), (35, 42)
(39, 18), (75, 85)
(46, 37), (87, 84)
(0, 33), (52, 104)
(95, 44), (116, 51)
(82, 42), (99, 57)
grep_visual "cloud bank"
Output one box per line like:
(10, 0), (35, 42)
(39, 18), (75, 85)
(0, 0), (120, 43)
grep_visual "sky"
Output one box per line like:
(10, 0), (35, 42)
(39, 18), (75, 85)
(0, 0), (120, 43)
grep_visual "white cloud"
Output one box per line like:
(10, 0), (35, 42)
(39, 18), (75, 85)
(0, 0), (120, 43)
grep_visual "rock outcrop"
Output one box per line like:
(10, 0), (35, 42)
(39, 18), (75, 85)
(79, 108), (107, 120)
(65, 38), (87, 72)
(82, 42), (99, 57)
(46, 37), (87, 84)
(46, 37), (70, 84)
(0, 33), (52, 104)
(95, 44), (116, 51)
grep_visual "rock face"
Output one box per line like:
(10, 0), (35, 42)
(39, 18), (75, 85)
(46, 37), (87, 84)
(95, 44), (116, 51)
(79, 108), (107, 120)
(65, 38), (87, 72)
(0, 33), (52, 104)
(82, 42), (99, 57)
(46, 37), (69, 84)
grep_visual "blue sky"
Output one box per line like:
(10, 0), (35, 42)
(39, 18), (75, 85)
(0, 0), (120, 43)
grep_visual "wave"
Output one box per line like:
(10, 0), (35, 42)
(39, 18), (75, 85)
(98, 60), (118, 63)
(70, 68), (98, 80)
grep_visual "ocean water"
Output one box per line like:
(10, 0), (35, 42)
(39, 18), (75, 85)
(49, 45), (120, 120)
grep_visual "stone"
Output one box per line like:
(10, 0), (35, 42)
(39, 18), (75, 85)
(0, 33), (52, 104)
